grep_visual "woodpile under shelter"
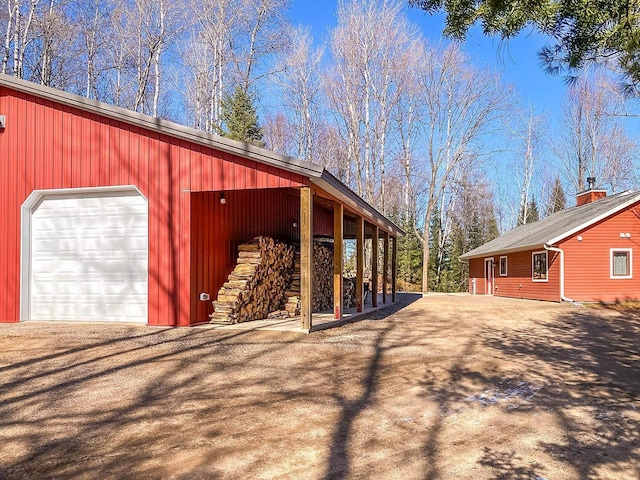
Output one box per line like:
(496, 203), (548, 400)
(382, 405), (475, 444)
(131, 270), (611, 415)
(0, 74), (402, 331)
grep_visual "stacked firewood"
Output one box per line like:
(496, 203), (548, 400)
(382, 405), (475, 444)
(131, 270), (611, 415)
(280, 242), (334, 317)
(210, 237), (295, 324)
(343, 277), (356, 309)
(313, 241), (334, 312)
(284, 249), (301, 317)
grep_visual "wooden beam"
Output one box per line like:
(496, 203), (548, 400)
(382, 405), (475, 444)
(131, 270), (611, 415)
(383, 231), (389, 304)
(300, 186), (313, 331)
(333, 201), (343, 320)
(356, 215), (364, 312)
(391, 235), (397, 303)
(371, 226), (378, 307)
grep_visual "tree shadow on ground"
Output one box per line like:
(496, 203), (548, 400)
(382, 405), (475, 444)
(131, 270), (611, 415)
(322, 292), (421, 479)
(407, 298), (639, 480)
(479, 305), (640, 480)
(478, 447), (544, 480)
(0, 326), (304, 479)
(322, 322), (393, 480)
(0, 294), (423, 479)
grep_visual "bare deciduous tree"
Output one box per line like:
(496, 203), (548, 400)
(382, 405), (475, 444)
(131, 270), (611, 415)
(182, 0), (289, 132)
(232, 0), (289, 93)
(552, 73), (638, 194)
(407, 43), (513, 293)
(275, 26), (324, 162)
(512, 108), (545, 226)
(326, 0), (419, 209)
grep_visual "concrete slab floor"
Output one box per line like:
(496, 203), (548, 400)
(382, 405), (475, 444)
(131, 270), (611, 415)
(197, 293), (400, 333)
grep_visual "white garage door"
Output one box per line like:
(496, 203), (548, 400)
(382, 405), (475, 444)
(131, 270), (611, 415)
(29, 191), (148, 323)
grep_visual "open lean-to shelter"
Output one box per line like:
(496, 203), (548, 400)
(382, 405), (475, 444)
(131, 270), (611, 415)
(0, 74), (402, 331)
(461, 184), (640, 302)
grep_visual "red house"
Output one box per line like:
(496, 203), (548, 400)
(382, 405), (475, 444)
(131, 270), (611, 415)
(0, 75), (402, 330)
(460, 188), (640, 302)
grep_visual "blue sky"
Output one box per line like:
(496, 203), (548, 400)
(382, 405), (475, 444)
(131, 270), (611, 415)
(287, 0), (568, 131)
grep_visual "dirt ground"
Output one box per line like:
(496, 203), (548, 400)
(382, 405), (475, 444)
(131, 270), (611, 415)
(0, 294), (638, 480)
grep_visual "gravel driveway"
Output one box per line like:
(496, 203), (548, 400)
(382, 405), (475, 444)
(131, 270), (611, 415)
(1, 293), (638, 479)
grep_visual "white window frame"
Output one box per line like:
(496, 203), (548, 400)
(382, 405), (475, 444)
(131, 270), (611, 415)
(499, 256), (508, 276)
(532, 251), (548, 282)
(610, 248), (632, 279)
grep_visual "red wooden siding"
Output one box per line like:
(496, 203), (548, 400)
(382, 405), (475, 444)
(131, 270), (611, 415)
(190, 190), (335, 324)
(313, 203), (334, 237)
(468, 259), (485, 294)
(0, 87), (305, 326)
(469, 251), (561, 302)
(492, 250), (561, 301)
(191, 189), (298, 324)
(560, 205), (640, 302)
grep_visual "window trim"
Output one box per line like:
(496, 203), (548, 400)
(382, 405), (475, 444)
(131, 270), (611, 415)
(532, 251), (548, 282)
(499, 256), (508, 276)
(610, 248), (632, 279)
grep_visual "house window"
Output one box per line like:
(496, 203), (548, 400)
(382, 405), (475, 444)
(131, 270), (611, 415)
(611, 249), (632, 279)
(532, 251), (548, 282)
(499, 256), (507, 276)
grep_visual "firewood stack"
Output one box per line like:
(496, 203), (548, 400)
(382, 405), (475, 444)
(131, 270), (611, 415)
(269, 241), (334, 317)
(312, 241), (334, 312)
(210, 237), (295, 324)
(343, 277), (356, 309)
(283, 248), (301, 317)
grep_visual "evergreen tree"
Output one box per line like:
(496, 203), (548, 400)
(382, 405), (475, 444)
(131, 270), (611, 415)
(546, 177), (566, 216)
(526, 198), (540, 224)
(398, 215), (424, 288)
(518, 197), (541, 226)
(219, 86), (265, 147)
(411, 0), (640, 87)
(389, 209), (423, 290)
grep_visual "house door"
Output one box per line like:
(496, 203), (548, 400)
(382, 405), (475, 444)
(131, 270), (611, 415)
(484, 258), (494, 295)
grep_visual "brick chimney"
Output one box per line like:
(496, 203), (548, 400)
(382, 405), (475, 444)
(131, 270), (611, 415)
(576, 177), (606, 206)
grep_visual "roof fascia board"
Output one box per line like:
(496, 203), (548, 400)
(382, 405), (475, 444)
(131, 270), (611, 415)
(546, 193), (640, 245)
(459, 243), (545, 260)
(312, 174), (404, 237)
(0, 74), (323, 179)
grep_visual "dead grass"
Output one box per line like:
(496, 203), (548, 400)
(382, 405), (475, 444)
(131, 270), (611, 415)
(0, 293), (638, 479)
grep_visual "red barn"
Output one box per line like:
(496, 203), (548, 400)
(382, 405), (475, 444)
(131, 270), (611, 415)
(0, 75), (402, 330)
(461, 188), (640, 302)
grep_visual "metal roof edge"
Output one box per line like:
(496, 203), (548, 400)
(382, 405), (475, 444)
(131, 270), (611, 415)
(0, 74), (324, 179)
(312, 172), (405, 237)
(546, 191), (640, 245)
(459, 243), (545, 260)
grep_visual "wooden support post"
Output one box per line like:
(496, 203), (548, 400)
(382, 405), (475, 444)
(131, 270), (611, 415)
(382, 232), (389, 304)
(300, 186), (313, 331)
(356, 216), (364, 313)
(333, 202), (343, 320)
(391, 235), (397, 303)
(371, 226), (378, 307)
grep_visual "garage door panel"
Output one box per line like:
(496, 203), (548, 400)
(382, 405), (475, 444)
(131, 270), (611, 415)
(29, 192), (148, 323)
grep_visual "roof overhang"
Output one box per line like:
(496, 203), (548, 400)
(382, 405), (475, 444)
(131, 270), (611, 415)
(312, 172), (404, 237)
(0, 74), (403, 237)
(459, 243), (546, 261)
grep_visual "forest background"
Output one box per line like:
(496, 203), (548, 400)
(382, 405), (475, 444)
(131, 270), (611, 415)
(2, 0), (639, 292)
